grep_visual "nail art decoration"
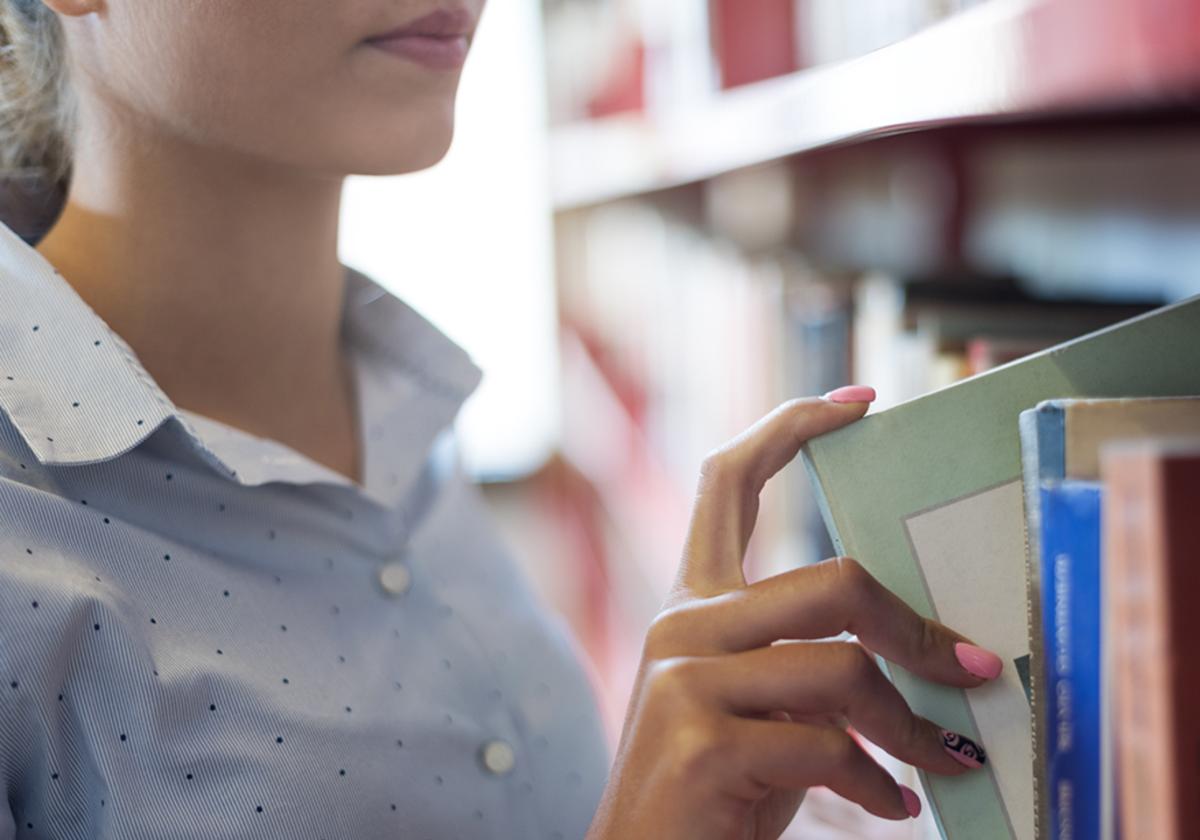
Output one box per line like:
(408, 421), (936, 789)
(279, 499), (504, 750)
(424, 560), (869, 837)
(941, 728), (986, 768)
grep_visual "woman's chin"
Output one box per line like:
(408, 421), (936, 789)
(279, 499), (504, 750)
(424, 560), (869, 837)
(342, 128), (456, 177)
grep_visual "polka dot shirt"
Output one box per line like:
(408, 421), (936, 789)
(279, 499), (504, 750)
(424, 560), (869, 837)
(0, 220), (609, 839)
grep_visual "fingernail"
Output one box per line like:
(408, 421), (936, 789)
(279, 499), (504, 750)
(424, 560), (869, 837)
(822, 385), (876, 404)
(941, 729), (987, 768)
(900, 785), (922, 818)
(954, 642), (1003, 680)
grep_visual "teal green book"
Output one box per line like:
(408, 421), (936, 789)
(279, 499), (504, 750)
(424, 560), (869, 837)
(800, 295), (1200, 840)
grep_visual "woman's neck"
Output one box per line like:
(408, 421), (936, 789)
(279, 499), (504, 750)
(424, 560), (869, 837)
(34, 102), (364, 485)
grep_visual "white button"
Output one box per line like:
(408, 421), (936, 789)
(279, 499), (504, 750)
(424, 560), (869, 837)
(480, 739), (515, 775)
(378, 563), (412, 596)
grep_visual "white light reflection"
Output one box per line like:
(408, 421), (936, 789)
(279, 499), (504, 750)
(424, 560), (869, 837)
(339, 0), (560, 481)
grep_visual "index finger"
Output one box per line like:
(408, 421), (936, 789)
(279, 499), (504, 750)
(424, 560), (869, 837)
(677, 390), (874, 596)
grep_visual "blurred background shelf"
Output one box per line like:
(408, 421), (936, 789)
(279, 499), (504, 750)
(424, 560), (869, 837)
(342, 2), (1200, 836)
(550, 0), (1200, 209)
(535, 3), (1200, 837)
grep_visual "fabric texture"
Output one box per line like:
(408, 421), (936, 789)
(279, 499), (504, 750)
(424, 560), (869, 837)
(0, 219), (609, 839)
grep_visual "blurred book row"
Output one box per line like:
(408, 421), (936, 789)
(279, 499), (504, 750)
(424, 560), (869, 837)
(543, 0), (994, 123)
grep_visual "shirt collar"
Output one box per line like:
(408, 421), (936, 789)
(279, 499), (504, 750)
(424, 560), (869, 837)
(0, 219), (482, 509)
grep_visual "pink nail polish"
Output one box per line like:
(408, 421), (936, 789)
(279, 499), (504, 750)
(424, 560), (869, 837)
(954, 642), (1003, 680)
(941, 729), (987, 769)
(822, 385), (876, 404)
(900, 785), (922, 818)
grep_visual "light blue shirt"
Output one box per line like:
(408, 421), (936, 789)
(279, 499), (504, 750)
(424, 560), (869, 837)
(0, 220), (609, 839)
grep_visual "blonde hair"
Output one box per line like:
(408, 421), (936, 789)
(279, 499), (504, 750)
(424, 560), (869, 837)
(0, 0), (72, 238)
(1, 0), (72, 182)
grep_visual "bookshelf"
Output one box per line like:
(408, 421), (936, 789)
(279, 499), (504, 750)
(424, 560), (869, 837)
(550, 0), (1200, 209)
(481, 1), (1200, 837)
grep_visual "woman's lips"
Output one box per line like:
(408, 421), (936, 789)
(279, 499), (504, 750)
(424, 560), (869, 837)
(365, 33), (469, 70)
(364, 7), (472, 70)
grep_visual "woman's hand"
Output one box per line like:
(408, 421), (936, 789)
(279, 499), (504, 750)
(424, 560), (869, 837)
(586, 390), (1000, 840)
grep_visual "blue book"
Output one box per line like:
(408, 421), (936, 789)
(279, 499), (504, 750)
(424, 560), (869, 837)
(1038, 482), (1102, 840)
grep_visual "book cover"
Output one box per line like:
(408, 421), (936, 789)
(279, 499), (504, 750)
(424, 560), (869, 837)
(1101, 440), (1200, 840)
(800, 295), (1200, 840)
(1017, 396), (1200, 838)
(1037, 482), (1102, 840)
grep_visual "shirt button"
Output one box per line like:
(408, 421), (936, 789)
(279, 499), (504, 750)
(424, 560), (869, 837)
(378, 563), (412, 596)
(480, 739), (516, 775)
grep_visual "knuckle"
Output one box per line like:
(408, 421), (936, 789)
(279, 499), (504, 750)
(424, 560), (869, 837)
(809, 555), (840, 590)
(698, 440), (758, 495)
(841, 642), (881, 685)
(643, 605), (696, 658)
(905, 713), (934, 755)
(644, 656), (702, 699)
(831, 556), (878, 607)
(822, 728), (863, 775)
(698, 447), (738, 488)
(641, 658), (730, 785)
(915, 618), (941, 662)
(665, 717), (730, 782)
(832, 555), (868, 591)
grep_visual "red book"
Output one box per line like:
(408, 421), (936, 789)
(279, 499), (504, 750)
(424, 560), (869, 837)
(586, 37), (645, 119)
(709, 0), (797, 89)
(1101, 439), (1200, 840)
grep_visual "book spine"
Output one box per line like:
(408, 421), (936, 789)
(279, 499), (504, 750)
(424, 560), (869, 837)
(711, 0), (797, 88)
(1102, 444), (1200, 840)
(1039, 483), (1103, 840)
(1160, 454), (1200, 837)
(1018, 407), (1051, 840)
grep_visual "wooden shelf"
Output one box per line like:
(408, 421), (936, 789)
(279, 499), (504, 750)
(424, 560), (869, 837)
(549, 0), (1200, 209)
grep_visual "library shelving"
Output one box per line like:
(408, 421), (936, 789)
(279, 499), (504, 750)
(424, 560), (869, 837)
(549, 0), (1200, 209)
(498, 2), (1200, 838)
